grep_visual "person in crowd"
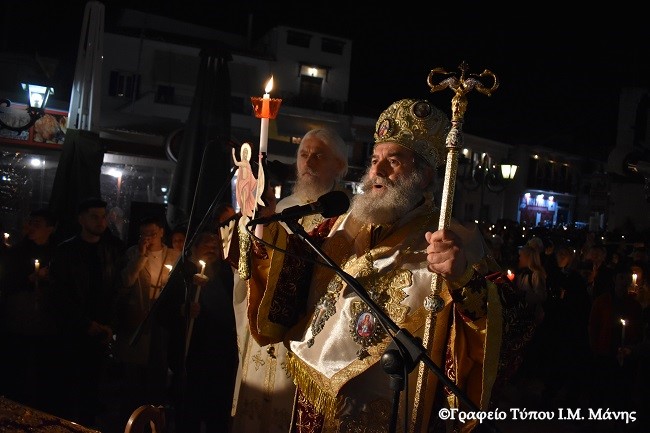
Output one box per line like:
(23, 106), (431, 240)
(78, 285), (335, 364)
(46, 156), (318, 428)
(588, 271), (643, 411)
(231, 128), (349, 433)
(582, 244), (616, 300)
(49, 197), (125, 427)
(243, 99), (536, 433)
(169, 224), (187, 253)
(541, 237), (556, 272)
(107, 205), (126, 240)
(509, 242), (548, 395)
(158, 229), (237, 433)
(539, 244), (591, 407)
(515, 243), (548, 325)
(114, 215), (181, 423)
(0, 209), (63, 414)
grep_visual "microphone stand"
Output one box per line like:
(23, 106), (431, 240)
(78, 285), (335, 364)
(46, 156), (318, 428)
(283, 219), (500, 433)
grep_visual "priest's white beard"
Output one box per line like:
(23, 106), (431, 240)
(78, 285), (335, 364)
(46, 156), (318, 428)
(350, 170), (425, 225)
(292, 169), (334, 202)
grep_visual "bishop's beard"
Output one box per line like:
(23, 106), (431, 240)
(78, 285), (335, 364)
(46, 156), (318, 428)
(349, 170), (425, 225)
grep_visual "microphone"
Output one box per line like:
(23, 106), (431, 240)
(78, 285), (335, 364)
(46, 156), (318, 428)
(248, 190), (350, 226)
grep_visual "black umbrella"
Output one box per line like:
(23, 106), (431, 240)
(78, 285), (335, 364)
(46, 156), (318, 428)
(166, 45), (233, 236)
(48, 129), (104, 243)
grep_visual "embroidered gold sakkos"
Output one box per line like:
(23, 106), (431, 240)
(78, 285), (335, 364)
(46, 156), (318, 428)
(249, 198), (533, 433)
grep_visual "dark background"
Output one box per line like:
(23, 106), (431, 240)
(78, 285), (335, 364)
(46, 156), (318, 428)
(3, 0), (650, 161)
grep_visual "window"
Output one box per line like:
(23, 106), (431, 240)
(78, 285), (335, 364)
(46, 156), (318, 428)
(109, 70), (140, 99)
(321, 38), (345, 55)
(299, 64), (328, 80)
(286, 30), (311, 48)
(299, 75), (322, 105)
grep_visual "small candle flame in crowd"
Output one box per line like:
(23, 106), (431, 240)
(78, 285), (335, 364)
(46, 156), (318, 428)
(506, 269), (515, 282)
(620, 318), (626, 345)
(632, 273), (638, 286)
(34, 259), (40, 273)
(199, 260), (206, 276)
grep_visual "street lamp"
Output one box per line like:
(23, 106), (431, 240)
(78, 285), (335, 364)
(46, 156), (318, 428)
(459, 152), (518, 222)
(0, 83), (54, 133)
(500, 161), (518, 181)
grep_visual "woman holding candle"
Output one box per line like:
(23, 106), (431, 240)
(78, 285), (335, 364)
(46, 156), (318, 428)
(114, 215), (180, 424)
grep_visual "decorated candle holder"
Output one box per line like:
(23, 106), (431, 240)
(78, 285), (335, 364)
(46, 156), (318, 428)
(250, 97), (282, 120)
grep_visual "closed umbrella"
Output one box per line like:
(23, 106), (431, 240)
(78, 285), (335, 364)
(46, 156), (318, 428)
(166, 45), (233, 237)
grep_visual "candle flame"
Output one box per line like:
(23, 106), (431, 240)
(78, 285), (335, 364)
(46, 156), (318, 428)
(165, 264), (173, 271)
(632, 273), (638, 284)
(621, 319), (626, 326)
(264, 76), (274, 94)
(199, 260), (206, 267)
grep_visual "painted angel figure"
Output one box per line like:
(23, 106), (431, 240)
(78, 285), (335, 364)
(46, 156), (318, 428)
(232, 143), (264, 218)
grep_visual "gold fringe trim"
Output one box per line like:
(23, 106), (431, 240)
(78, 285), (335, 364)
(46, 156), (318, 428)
(287, 352), (339, 422)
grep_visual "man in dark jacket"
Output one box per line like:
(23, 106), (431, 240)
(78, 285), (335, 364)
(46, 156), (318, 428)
(49, 197), (125, 427)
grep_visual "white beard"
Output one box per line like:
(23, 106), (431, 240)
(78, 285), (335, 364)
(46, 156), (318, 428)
(291, 170), (334, 202)
(349, 170), (425, 225)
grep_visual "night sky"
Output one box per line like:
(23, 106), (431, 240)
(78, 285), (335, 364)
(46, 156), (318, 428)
(4, 1), (650, 161)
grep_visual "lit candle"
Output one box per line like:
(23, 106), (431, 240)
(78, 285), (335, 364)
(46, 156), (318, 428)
(165, 264), (173, 276)
(621, 318), (626, 344)
(34, 259), (40, 273)
(259, 76), (273, 154)
(3, 232), (9, 246)
(632, 273), (638, 286)
(506, 269), (515, 282)
(199, 260), (206, 277)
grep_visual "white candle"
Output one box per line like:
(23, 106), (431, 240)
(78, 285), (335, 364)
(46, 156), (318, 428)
(34, 259), (40, 273)
(621, 318), (626, 344)
(259, 76), (273, 154)
(199, 260), (206, 276)
(632, 273), (638, 286)
(3, 232), (9, 246)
